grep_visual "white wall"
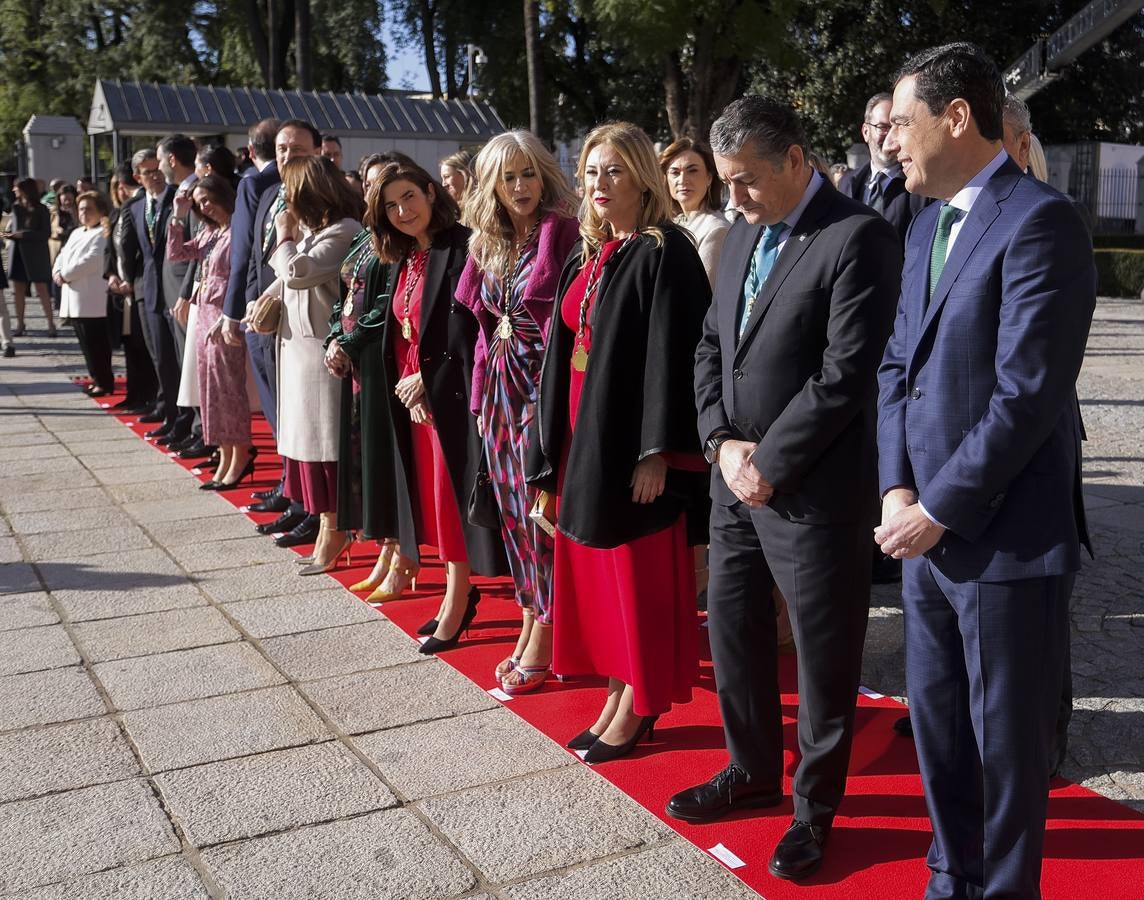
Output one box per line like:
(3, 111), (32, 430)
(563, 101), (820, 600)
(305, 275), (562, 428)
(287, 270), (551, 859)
(25, 135), (85, 184)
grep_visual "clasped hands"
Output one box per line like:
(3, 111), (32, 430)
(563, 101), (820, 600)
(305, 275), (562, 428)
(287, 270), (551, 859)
(324, 342), (350, 378)
(874, 487), (945, 560)
(395, 372), (431, 424)
(719, 440), (773, 508)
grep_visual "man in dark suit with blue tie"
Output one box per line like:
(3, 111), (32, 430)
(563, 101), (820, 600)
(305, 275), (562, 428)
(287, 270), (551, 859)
(876, 43), (1095, 899)
(667, 96), (901, 880)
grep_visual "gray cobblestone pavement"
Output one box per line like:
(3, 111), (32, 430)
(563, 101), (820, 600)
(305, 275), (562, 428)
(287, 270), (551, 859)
(0, 299), (1140, 898)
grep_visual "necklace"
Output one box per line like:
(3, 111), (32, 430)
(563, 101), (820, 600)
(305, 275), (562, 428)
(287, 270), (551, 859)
(496, 217), (541, 340)
(342, 232), (375, 317)
(571, 232), (637, 371)
(401, 247), (429, 340)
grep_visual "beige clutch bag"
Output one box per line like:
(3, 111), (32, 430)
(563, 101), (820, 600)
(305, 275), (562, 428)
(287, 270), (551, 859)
(529, 490), (557, 538)
(248, 294), (282, 334)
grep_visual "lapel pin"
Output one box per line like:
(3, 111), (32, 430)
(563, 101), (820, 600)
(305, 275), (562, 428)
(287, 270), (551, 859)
(799, 234), (806, 242)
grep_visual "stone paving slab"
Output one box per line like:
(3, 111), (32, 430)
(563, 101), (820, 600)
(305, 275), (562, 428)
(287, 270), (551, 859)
(355, 707), (573, 800)
(167, 535), (291, 573)
(303, 660), (497, 735)
(0, 470), (100, 494)
(105, 478), (211, 504)
(37, 546), (188, 593)
(19, 525), (154, 562)
(0, 486), (115, 514)
(53, 582), (207, 622)
(192, 559), (341, 604)
(2, 456), (89, 478)
(77, 449), (179, 470)
(0, 666), (105, 731)
(0, 718), (141, 803)
(71, 606), (241, 662)
(121, 686), (330, 771)
(0, 779), (179, 893)
(0, 562), (41, 594)
(147, 512), (265, 547)
(8, 507), (137, 535)
(0, 592), (60, 631)
(502, 839), (763, 900)
(223, 587), (382, 638)
(259, 619), (423, 681)
(0, 441), (71, 461)
(93, 642), (286, 710)
(0, 429), (60, 447)
(0, 534), (21, 563)
(155, 741), (398, 846)
(91, 461), (188, 486)
(121, 493), (237, 525)
(0, 624), (80, 675)
(199, 809), (475, 900)
(5, 856), (209, 900)
(419, 765), (669, 884)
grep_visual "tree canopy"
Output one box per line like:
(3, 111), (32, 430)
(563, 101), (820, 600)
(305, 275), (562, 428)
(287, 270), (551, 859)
(1, 0), (1140, 169)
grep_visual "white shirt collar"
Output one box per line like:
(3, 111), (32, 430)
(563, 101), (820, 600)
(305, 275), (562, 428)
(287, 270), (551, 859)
(947, 148), (1009, 214)
(779, 169), (824, 233)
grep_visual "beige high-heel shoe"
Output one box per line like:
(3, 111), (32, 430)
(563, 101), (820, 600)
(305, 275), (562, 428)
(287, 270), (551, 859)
(299, 526), (355, 576)
(365, 558), (418, 602)
(350, 541), (398, 592)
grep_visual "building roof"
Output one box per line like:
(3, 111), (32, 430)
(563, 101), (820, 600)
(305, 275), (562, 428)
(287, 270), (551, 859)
(24, 115), (86, 136)
(87, 80), (506, 140)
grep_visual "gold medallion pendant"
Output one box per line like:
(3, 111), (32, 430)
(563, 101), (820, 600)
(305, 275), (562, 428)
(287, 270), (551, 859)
(342, 291), (354, 317)
(571, 344), (589, 372)
(402, 317), (413, 340)
(497, 314), (513, 340)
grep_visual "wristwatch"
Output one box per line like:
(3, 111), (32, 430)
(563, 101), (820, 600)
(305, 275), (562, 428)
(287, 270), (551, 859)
(704, 431), (731, 465)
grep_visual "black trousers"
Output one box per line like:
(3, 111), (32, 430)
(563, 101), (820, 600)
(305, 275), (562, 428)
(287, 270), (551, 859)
(121, 300), (157, 405)
(143, 305), (192, 434)
(707, 500), (871, 826)
(71, 316), (114, 391)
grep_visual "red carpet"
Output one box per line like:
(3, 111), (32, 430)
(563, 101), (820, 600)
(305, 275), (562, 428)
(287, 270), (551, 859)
(86, 378), (1144, 898)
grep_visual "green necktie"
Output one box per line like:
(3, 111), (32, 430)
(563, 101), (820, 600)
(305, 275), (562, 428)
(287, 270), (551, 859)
(145, 197), (157, 244)
(263, 186), (286, 254)
(928, 203), (959, 301)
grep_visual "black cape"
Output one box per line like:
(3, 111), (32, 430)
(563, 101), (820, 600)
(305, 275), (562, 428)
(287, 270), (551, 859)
(528, 224), (711, 549)
(379, 222), (506, 576)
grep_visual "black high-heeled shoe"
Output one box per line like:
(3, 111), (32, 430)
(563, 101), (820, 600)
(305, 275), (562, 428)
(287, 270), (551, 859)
(582, 715), (659, 764)
(419, 587), (481, 655)
(566, 728), (601, 751)
(417, 585), (479, 636)
(211, 450), (259, 491)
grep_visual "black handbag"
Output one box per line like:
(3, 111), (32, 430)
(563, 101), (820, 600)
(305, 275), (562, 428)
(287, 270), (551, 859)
(467, 456), (501, 530)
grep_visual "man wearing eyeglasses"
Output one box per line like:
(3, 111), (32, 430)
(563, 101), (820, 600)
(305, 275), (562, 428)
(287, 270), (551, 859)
(838, 92), (929, 245)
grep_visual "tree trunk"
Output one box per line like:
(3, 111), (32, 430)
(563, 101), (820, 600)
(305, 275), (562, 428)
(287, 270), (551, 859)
(662, 51), (686, 139)
(267, 0), (282, 88)
(418, 0), (443, 98)
(246, 0), (271, 86)
(524, 0), (548, 141)
(295, 0), (312, 90)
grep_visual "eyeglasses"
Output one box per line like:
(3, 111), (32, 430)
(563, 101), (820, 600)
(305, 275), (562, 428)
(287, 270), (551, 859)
(864, 122), (892, 134)
(136, 166), (162, 178)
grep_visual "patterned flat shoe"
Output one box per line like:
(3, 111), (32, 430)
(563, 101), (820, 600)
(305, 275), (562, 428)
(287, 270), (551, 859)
(500, 664), (551, 695)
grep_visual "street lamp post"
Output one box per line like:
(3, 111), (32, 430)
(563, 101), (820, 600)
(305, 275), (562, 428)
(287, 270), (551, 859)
(466, 44), (488, 99)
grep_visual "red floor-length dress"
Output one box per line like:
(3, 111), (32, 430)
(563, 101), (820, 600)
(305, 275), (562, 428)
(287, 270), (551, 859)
(551, 239), (698, 717)
(391, 257), (469, 563)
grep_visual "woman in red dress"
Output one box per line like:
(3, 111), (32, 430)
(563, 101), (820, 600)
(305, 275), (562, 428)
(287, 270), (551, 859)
(372, 161), (505, 654)
(530, 122), (712, 763)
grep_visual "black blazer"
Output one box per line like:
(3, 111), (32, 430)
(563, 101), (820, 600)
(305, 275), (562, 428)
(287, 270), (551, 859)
(838, 162), (929, 245)
(130, 185), (175, 314)
(694, 179), (902, 524)
(530, 225), (711, 548)
(380, 223), (505, 576)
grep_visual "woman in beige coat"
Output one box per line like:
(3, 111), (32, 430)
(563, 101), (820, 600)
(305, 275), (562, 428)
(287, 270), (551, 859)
(250, 156), (363, 575)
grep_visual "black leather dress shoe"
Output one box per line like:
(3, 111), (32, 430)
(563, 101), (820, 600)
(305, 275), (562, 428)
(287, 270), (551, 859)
(249, 492), (291, 514)
(155, 430), (188, 447)
(168, 433), (199, 452)
(768, 819), (830, 880)
(145, 424), (173, 439)
(177, 440), (216, 460)
(893, 715), (914, 738)
(256, 508), (306, 535)
(665, 765), (782, 823)
(274, 514), (319, 547)
(139, 412), (165, 424)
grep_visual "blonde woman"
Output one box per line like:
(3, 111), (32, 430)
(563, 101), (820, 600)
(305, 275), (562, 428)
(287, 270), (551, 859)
(439, 149), (474, 210)
(454, 130), (579, 693)
(529, 122), (711, 761)
(659, 137), (729, 286)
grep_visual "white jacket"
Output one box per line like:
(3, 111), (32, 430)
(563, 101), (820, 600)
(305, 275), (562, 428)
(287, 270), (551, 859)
(53, 226), (107, 318)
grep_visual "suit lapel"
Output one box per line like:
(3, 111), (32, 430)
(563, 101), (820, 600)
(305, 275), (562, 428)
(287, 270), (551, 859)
(718, 221), (762, 351)
(734, 183), (834, 356)
(419, 234), (450, 335)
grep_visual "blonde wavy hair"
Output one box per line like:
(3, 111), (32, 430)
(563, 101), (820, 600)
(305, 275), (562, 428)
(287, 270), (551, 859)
(576, 122), (669, 262)
(466, 130), (577, 275)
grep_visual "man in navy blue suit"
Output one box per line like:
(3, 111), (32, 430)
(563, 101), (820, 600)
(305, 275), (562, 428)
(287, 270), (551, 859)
(876, 43), (1095, 899)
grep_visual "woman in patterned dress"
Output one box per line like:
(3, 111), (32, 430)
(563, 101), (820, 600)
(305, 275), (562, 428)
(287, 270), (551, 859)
(455, 131), (579, 692)
(166, 174), (253, 488)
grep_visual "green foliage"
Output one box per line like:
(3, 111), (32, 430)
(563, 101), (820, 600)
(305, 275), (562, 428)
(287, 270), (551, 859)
(1095, 248), (1144, 298)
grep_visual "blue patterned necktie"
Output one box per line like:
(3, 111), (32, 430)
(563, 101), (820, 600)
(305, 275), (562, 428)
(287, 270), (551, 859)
(739, 223), (787, 339)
